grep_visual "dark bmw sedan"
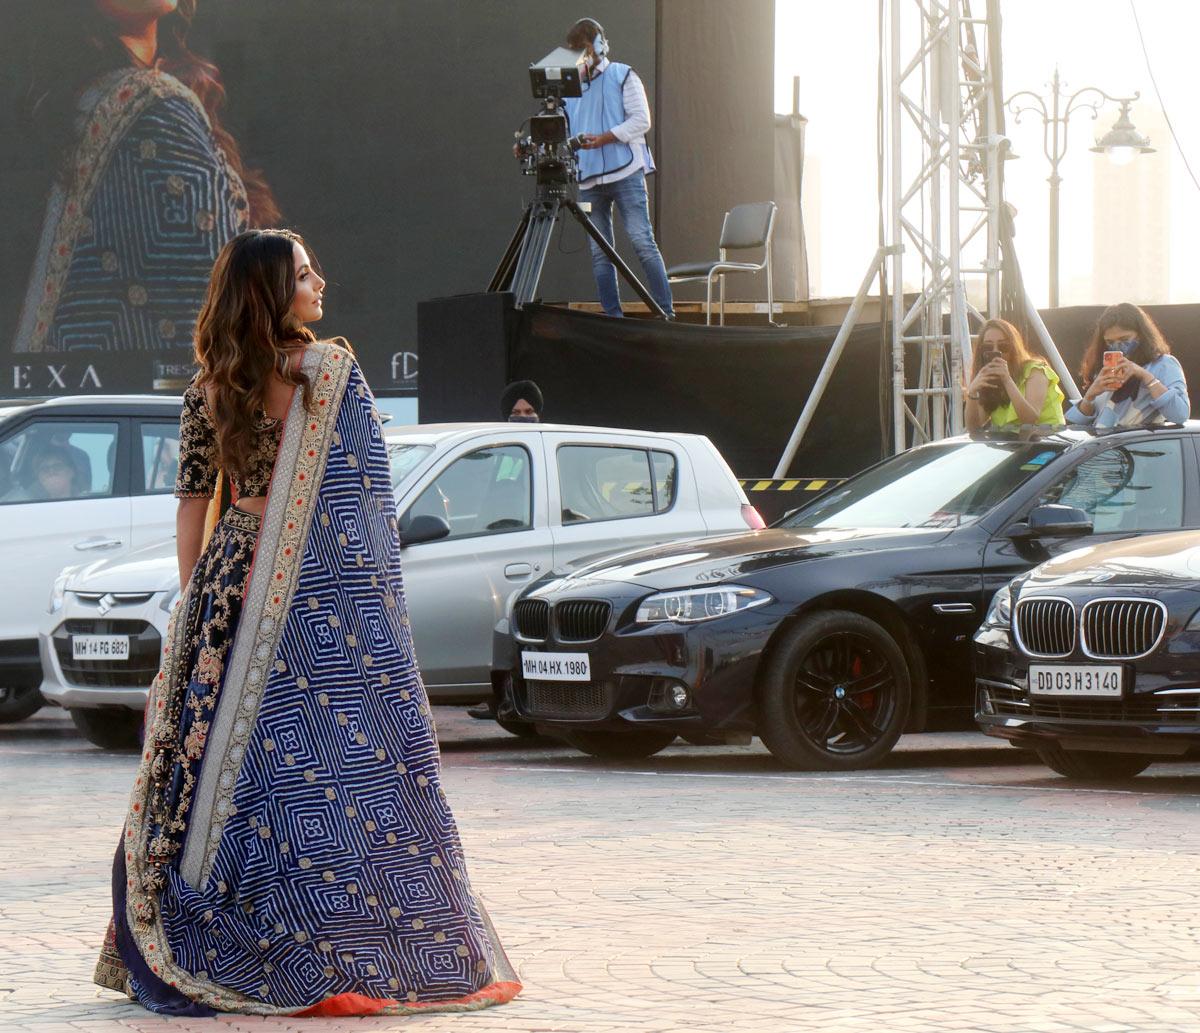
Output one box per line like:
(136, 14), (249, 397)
(497, 424), (1200, 769)
(975, 531), (1200, 780)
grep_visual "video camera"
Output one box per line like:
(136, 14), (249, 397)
(513, 46), (590, 187)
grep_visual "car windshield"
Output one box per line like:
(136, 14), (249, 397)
(781, 440), (1068, 530)
(388, 443), (433, 490)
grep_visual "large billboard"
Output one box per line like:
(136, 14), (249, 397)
(0, 1), (655, 399)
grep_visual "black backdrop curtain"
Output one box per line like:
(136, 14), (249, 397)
(509, 305), (897, 477)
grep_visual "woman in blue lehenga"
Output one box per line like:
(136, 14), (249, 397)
(94, 229), (521, 1016)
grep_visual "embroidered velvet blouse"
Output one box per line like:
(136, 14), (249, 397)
(174, 379), (282, 499)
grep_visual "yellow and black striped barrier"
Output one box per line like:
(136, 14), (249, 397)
(738, 477), (843, 494)
(739, 477), (844, 523)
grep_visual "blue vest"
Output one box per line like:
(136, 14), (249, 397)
(565, 62), (653, 183)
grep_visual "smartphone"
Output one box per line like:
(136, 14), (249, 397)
(978, 349), (1000, 366)
(1103, 350), (1123, 369)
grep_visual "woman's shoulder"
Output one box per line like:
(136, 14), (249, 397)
(314, 336), (356, 356)
(1023, 359), (1058, 381)
(1149, 352), (1185, 374)
(85, 67), (202, 121)
(308, 337), (358, 366)
(181, 372), (213, 418)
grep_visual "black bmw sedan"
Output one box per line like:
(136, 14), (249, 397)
(497, 424), (1200, 769)
(975, 531), (1200, 780)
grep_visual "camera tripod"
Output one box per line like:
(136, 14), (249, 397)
(488, 179), (668, 317)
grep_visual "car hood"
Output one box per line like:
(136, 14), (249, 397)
(549, 526), (952, 591)
(1023, 530), (1200, 590)
(69, 536), (179, 593)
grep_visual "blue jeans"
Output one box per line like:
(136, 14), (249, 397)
(579, 170), (674, 318)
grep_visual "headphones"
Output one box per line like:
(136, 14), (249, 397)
(590, 19), (608, 58)
(576, 16), (608, 59)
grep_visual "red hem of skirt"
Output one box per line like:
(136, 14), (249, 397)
(292, 980), (522, 1017)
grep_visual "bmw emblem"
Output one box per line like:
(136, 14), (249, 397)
(834, 685), (846, 699)
(1092, 572), (1115, 583)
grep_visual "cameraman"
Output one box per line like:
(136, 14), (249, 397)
(564, 17), (674, 319)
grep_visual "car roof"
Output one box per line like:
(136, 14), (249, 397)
(962, 421), (1200, 450)
(382, 421), (709, 447)
(0, 394), (182, 420)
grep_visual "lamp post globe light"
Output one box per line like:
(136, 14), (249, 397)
(1006, 69), (1153, 308)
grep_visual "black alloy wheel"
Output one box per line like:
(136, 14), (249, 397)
(563, 728), (676, 760)
(759, 610), (910, 770)
(1035, 744), (1152, 781)
(70, 707), (142, 750)
(0, 685), (44, 723)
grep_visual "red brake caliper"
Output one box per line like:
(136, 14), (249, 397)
(850, 654), (875, 712)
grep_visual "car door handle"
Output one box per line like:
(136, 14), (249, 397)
(933, 602), (975, 615)
(504, 562), (533, 579)
(74, 537), (123, 552)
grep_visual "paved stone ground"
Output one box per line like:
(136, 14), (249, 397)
(2, 707), (1200, 1033)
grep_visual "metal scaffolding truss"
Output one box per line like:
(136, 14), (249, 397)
(888, 0), (1001, 450)
(776, 0), (1005, 476)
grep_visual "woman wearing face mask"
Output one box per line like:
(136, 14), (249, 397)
(1066, 303), (1189, 428)
(965, 318), (1065, 429)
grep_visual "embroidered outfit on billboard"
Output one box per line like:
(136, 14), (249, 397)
(13, 67), (248, 354)
(94, 342), (521, 1016)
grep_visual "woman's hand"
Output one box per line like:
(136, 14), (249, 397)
(968, 357), (1006, 395)
(1084, 367), (1122, 401)
(1107, 356), (1150, 391)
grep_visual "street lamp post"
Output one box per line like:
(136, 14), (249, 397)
(1006, 69), (1153, 308)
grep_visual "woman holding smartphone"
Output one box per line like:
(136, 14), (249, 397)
(1067, 303), (1189, 428)
(965, 319), (1065, 429)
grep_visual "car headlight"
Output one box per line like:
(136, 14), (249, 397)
(48, 571), (72, 614)
(635, 585), (773, 625)
(1185, 606), (1200, 631)
(160, 586), (182, 613)
(983, 583), (1013, 629)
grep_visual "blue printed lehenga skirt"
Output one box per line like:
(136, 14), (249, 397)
(94, 343), (521, 1016)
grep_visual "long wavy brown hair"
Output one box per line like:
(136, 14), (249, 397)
(193, 230), (315, 481)
(971, 318), (1035, 412)
(20, 0), (280, 225)
(1079, 302), (1171, 386)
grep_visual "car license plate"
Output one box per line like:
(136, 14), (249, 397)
(521, 651), (591, 682)
(1028, 664), (1123, 698)
(71, 635), (131, 661)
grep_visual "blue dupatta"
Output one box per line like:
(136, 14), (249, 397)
(114, 343), (520, 1015)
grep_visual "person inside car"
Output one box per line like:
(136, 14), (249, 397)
(2, 444), (81, 502)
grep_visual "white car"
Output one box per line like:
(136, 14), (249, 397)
(40, 421), (761, 747)
(0, 394), (182, 724)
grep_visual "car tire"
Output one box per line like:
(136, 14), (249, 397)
(70, 708), (142, 750)
(563, 728), (676, 759)
(1034, 744), (1152, 780)
(496, 716), (542, 738)
(0, 686), (44, 723)
(759, 610), (911, 771)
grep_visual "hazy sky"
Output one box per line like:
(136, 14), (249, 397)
(775, 0), (1200, 307)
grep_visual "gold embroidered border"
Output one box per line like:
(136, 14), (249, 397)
(122, 343), (349, 1012)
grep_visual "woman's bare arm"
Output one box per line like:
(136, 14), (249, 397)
(1005, 368), (1048, 425)
(177, 497), (210, 590)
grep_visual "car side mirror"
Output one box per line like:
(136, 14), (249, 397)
(398, 513), (450, 548)
(1009, 504), (1093, 539)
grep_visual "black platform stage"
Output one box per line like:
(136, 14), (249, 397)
(416, 292), (1200, 481)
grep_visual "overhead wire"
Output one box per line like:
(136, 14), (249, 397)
(1128, 0), (1200, 195)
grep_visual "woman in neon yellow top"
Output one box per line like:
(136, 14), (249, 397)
(965, 319), (1065, 429)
